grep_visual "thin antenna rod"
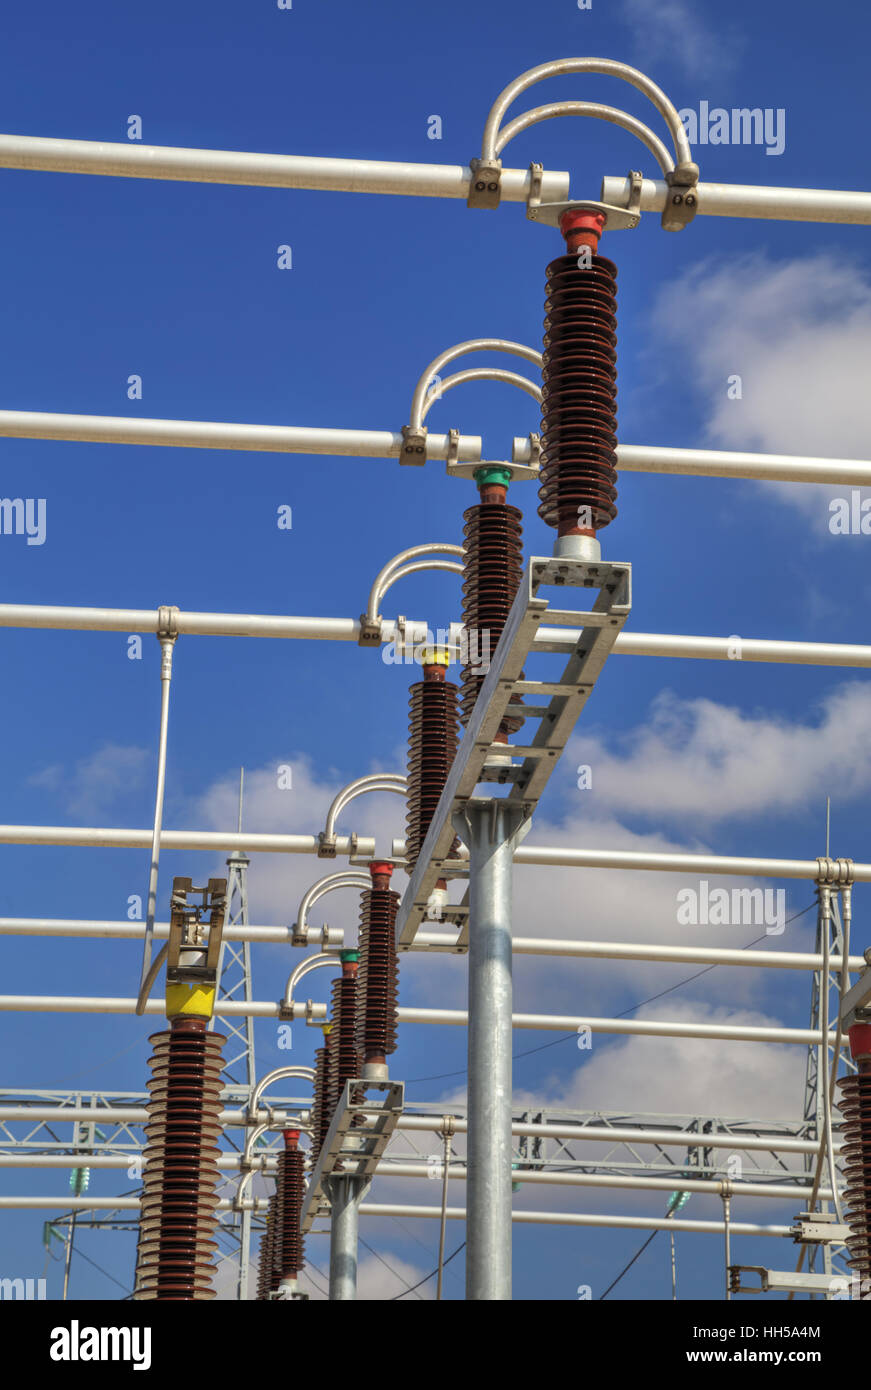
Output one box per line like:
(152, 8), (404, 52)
(822, 795), (833, 856)
(238, 767), (245, 835)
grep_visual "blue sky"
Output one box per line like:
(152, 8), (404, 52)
(2, 0), (871, 1301)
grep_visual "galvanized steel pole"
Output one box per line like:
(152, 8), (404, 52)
(327, 1175), (362, 1301)
(456, 800), (530, 1301)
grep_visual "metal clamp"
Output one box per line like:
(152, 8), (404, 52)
(526, 161), (544, 219)
(661, 161), (700, 231)
(467, 157), (502, 209)
(446, 427), (460, 467)
(527, 195), (641, 232)
(156, 605), (180, 639)
(816, 857), (854, 886)
(399, 423), (428, 466)
(357, 613), (383, 648)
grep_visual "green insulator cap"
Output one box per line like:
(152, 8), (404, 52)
(340, 949), (359, 963)
(474, 465), (512, 489)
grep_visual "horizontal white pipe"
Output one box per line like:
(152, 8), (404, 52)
(0, 917), (297, 942)
(611, 631), (871, 668)
(1, 819), (862, 885)
(354, 1202), (790, 1238)
(0, 1192), (789, 1233)
(0, 132), (568, 203)
(512, 842), (871, 882)
(0, 1106), (275, 1126)
(3, 600), (870, 674)
(0, 993), (830, 1044)
(618, 442), (871, 485)
(0, 1104), (827, 1155)
(0, 1153), (827, 1201)
(0, 409), (480, 462)
(0, 826), (373, 858)
(0, 1153), (274, 1171)
(6, 408), (870, 487)
(602, 174), (871, 225)
(378, 1162), (834, 1203)
(413, 931), (865, 972)
(0, 995), (324, 1020)
(394, 1114), (831, 1156)
(0, 1195), (269, 1212)
(398, 1006), (828, 1045)
(3, 918), (862, 973)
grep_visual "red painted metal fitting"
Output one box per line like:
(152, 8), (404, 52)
(560, 209), (606, 255)
(369, 860), (394, 891)
(849, 1023), (871, 1062)
(282, 1129), (300, 1147)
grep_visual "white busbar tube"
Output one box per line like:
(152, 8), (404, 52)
(0, 409), (481, 462)
(0, 822), (865, 883)
(6, 408), (871, 485)
(0, 1106), (831, 1154)
(0, 1155), (834, 1204)
(0, 994), (836, 1045)
(601, 174), (871, 225)
(0, 133), (568, 202)
(0, 1194), (790, 1233)
(2, 918), (864, 973)
(357, 1204), (792, 1238)
(376, 1163), (835, 1203)
(2, 601), (871, 673)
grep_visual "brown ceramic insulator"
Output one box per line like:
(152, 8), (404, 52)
(837, 1064), (871, 1292)
(277, 1133), (306, 1279)
(310, 1032), (335, 1160)
(539, 252), (618, 535)
(406, 674), (460, 869)
(256, 1199), (277, 1300)
(461, 500), (524, 732)
(356, 882), (400, 1064)
(134, 1017), (226, 1301)
(329, 965), (361, 1110)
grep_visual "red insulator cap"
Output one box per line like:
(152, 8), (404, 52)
(282, 1129), (300, 1147)
(369, 856), (394, 889)
(848, 1023), (871, 1061)
(560, 209), (606, 255)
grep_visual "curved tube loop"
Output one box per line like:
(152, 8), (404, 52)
(281, 951), (343, 1012)
(494, 100), (674, 175)
(409, 339), (543, 430)
(295, 871), (372, 940)
(480, 58), (692, 171)
(365, 545), (464, 626)
(421, 368), (542, 424)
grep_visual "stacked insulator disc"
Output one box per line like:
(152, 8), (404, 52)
(539, 251), (618, 536)
(406, 666), (460, 869)
(310, 1029), (334, 1161)
(838, 1064), (871, 1293)
(256, 1205), (278, 1300)
(461, 484), (524, 734)
(356, 864), (400, 1067)
(329, 959), (361, 1110)
(134, 1017), (225, 1301)
(277, 1133), (306, 1283)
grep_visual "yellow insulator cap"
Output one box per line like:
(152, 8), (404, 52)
(165, 981), (216, 1020)
(417, 645), (451, 668)
(321, 1023), (333, 1036)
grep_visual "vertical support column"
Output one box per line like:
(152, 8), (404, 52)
(327, 1175), (363, 1301)
(454, 799), (530, 1301)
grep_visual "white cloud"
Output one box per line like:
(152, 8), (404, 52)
(569, 682), (871, 824)
(620, 0), (741, 81)
(651, 251), (871, 521)
(529, 1000), (805, 1125)
(27, 742), (149, 817)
